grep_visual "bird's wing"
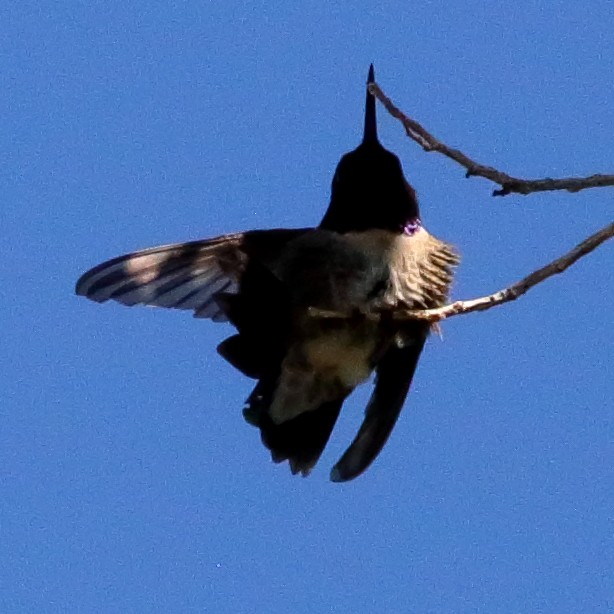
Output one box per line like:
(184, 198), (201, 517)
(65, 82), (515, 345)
(330, 325), (429, 482)
(75, 228), (309, 322)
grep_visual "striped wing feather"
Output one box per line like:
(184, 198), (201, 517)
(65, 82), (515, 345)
(76, 233), (249, 322)
(75, 229), (310, 322)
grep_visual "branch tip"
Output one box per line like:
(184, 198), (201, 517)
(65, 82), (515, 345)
(369, 82), (614, 197)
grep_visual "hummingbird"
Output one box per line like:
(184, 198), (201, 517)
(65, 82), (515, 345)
(76, 65), (458, 482)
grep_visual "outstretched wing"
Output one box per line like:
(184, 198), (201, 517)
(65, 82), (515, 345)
(75, 228), (309, 322)
(330, 324), (429, 482)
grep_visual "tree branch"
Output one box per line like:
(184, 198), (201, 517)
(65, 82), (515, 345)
(368, 83), (614, 197)
(309, 222), (614, 324)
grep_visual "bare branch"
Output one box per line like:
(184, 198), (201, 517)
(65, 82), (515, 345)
(369, 83), (614, 197)
(309, 222), (614, 324)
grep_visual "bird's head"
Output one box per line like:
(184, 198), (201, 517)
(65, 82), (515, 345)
(320, 65), (420, 234)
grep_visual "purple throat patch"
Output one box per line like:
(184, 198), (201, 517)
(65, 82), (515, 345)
(402, 218), (422, 236)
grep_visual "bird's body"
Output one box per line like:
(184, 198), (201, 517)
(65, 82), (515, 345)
(255, 227), (455, 420)
(76, 66), (458, 481)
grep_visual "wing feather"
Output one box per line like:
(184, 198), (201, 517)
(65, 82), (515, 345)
(76, 228), (311, 322)
(75, 234), (247, 321)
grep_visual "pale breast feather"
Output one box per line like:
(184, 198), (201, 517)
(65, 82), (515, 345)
(344, 228), (458, 310)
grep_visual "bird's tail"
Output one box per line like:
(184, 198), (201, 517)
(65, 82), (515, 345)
(244, 378), (345, 476)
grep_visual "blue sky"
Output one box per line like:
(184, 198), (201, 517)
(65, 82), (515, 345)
(2, 2), (613, 612)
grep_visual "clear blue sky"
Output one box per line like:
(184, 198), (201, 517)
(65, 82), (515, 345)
(2, 2), (613, 612)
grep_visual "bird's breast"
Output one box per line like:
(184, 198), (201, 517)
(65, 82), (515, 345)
(343, 227), (457, 309)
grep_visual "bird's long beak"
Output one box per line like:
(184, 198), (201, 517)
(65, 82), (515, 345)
(363, 64), (378, 144)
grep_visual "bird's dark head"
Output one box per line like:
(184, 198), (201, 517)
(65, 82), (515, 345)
(320, 65), (420, 234)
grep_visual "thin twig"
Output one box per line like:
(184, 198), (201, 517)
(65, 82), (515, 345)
(369, 83), (614, 197)
(309, 222), (614, 324)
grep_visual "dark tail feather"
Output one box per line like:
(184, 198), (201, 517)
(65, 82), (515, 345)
(245, 377), (344, 476)
(330, 327), (429, 482)
(260, 399), (344, 476)
(217, 334), (261, 379)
